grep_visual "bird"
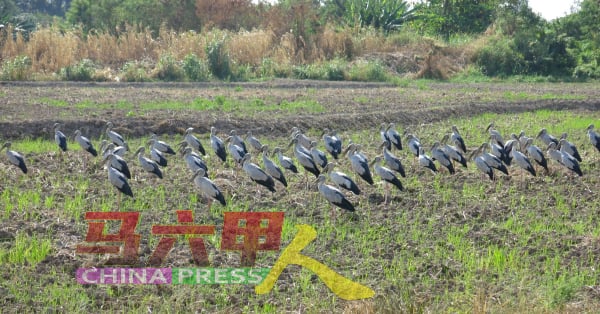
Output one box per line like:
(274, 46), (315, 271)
(260, 145), (287, 188)
(73, 129), (97, 157)
(316, 174), (355, 219)
(547, 142), (582, 177)
(468, 145), (494, 181)
(480, 143), (509, 176)
(490, 134), (511, 165)
(181, 146), (208, 175)
(524, 138), (548, 173)
(386, 123), (403, 151)
(322, 162), (360, 195)
(371, 156), (404, 203)
(450, 125), (466, 153)
(418, 147), (437, 173)
(192, 168), (226, 208)
(290, 135), (320, 178)
(322, 128), (342, 160)
(537, 128), (559, 147)
(272, 147), (298, 174)
(291, 127), (312, 150)
(53, 123), (67, 152)
(101, 141), (126, 158)
(406, 134), (422, 157)
(380, 123), (391, 150)
(380, 142), (406, 177)
(105, 149), (132, 179)
(431, 142), (455, 174)
(510, 144), (536, 177)
(241, 153), (276, 193)
(184, 127), (206, 156)
(103, 153), (133, 210)
(344, 143), (374, 185)
(558, 134), (582, 162)
(586, 124), (600, 153)
(133, 147), (163, 179)
(148, 144), (168, 167)
(105, 122), (129, 150)
(210, 127), (227, 162)
(309, 141), (328, 168)
(485, 123), (505, 148)
(441, 134), (467, 168)
(246, 131), (263, 153)
(149, 134), (176, 155)
(0, 142), (27, 174)
(226, 136), (246, 165)
(229, 130), (248, 154)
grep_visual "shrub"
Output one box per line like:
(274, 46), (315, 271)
(324, 58), (346, 81)
(348, 60), (389, 81)
(120, 61), (152, 82)
(60, 59), (96, 81)
(474, 37), (525, 76)
(206, 37), (232, 80)
(1, 55), (32, 81)
(153, 53), (185, 81)
(182, 53), (211, 82)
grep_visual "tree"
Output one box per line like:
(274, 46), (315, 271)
(325, 0), (416, 32)
(1, 0), (20, 23)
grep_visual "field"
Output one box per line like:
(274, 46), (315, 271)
(1, 80), (600, 313)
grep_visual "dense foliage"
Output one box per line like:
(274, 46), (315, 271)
(1, 0), (599, 79)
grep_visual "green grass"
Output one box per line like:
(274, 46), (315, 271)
(2, 109), (600, 312)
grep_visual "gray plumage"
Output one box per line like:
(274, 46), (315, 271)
(230, 130), (248, 154)
(101, 141), (126, 158)
(149, 135), (176, 155)
(226, 136), (246, 165)
(74, 129), (97, 157)
(524, 138), (548, 173)
(261, 145), (287, 187)
(1, 142), (27, 174)
(431, 142), (455, 174)
(485, 123), (505, 147)
(182, 147), (208, 175)
(104, 154), (133, 197)
(291, 136), (320, 178)
(246, 131), (263, 152)
(242, 153), (276, 192)
(418, 147), (437, 173)
(210, 127), (227, 162)
(134, 147), (163, 179)
(371, 156), (403, 191)
(149, 145), (168, 167)
(441, 134), (467, 168)
(558, 134), (582, 162)
(381, 144), (405, 177)
(53, 123), (67, 152)
(291, 127), (312, 150)
(322, 128), (342, 159)
(105, 122), (129, 150)
(406, 134), (421, 157)
(450, 125), (466, 153)
(273, 147), (298, 174)
(310, 141), (328, 168)
(537, 128), (558, 147)
(469, 146), (494, 181)
(192, 169), (226, 206)
(587, 124), (600, 153)
(316, 174), (355, 212)
(510, 145), (536, 177)
(345, 143), (374, 185)
(547, 142), (582, 176)
(386, 123), (403, 151)
(380, 123), (391, 150)
(323, 162), (360, 195)
(184, 128), (206, 155)
(480, 143), (509, 176)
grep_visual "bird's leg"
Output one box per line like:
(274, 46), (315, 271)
(117, 192), (122, 211)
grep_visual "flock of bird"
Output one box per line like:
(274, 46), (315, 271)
(1, 121), (600, 218)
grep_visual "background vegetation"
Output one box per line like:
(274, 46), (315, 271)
(0, 0), (598, 81)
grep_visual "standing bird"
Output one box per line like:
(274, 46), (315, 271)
(510, 144), (536, 177)
(181, 146), (208, 175)
(291, 127), (312, 150)
(105, 149), (132, 179)
(149, 134), (176, 155)
(322, 162), (360, 195)
(380, 123), (391, 150)
(103, 153), (133, 210)
(0, 142), (27, 174)
(184, 128), (206, 156)
(241, 154), (276, 193)
(431, 142), (455, 174)
(524, 138), (548, 173)
(386, 123), (403, 151)
(226, 136), (246, 165)
(73, 130), (97, 157)
(290, 135), (320, 179)
(469, 146), (494, 181)
(316, 174), (355, 219)
(406, 134), (422, 157)
(101, 141), (126, 158)
(105, 122), (129, 150)
(260, 145), (287, 188)
(586, 124), (600, 153)
(344, 143), (374, 185)
(537, 128), (559, 147)
(309, 141), (328, 169)
(230, 130), (248, 154)
(547, 142), (583, 177)
(210, 127), (227, 162)
(246, 131), (263, 153)
(450, 125), (466, 153)
(272, 147), (298, 174)
(371, 156), (403, 203)
(133, 147), (163, 179)
(490, 134), (511, 166)
(485, 123), (505, 148)
(381, 143), (406, 178)
(558, 134), (582, 162)
(322, 128), (342, 160)
(441, 134), (468, 168)
(53, 123), (67, 152)
(418, 147), (437, 173)
(192, 168), (226, 208)
(148, 143), (168, 167)
(480, 143), (509, 176)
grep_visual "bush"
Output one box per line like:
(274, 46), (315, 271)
(60, 59), (96, 81)
(206, 37), (232, 80)
(1, 55), (32, 81)
(120, 61), (152, 82)
(153, 53), (185, 81)
(474, 37), (525, 76)
(324, 58), (346, 81)
(348, 60), (389, 81)
(182, 54), (211, 82)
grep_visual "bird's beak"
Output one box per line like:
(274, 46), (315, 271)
(485, 123), (493, 132)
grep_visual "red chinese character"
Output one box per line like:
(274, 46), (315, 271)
(221, 212), (284, 266)
(149, 210), (215, 266)
(76, 212), (141, 265)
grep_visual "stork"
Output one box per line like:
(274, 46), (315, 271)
(133, 147), (163, 179)
(490, 134), (511, 165)
(246, 131), (263, 153)
(309, 141), (328, 169)
(192, 168), (226, 208)
(524, 138), (548, 174)
(149, 135), (176, 155)
(380, 123), (391, 150)
(272, 147), (298, 174)
(468, 145), (494, 181)
(105, 122), (129, 150)
(225, 136), (246, 166)
(103, 153), (133, 210)
(0, 142), (27, 174)
(289, 135), (320, 179)
(73, 129), (97, 169)
(380, 142), (406, 177)
(536, 128), (559, 147)
(229, 130), (248, 154)
(260, 145), (287, 188)
(316, 174), (355, 220)
(510, 144), (536, 177)
(291, 127), (312, 150)
(101, 141), (126, 158)
(181, 146), (208, 175)
(586, 124), (600, 153)
(386, 123), (403, 151)
(184, 127), (206, 156)
(241, 153), (276, 193)
(558, 134), (582, 162)
(450, 125), (466, 154)
(406, 134), (422, 158)
(418, 147), (437, 174)
(547, 142), (582, 177)
(480, 143), (509, 176)
(210, 127), (227, 162)
(343, 143), (374, 185)
(322, 128), (342, 160)
(441, 134), (467, 168)
(322, 162), (360, 195)
(53, 122), (67, 153)
(371, 156), (403, 203)
(431, 142), (455, 174)
(485, 123), (505, 148)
